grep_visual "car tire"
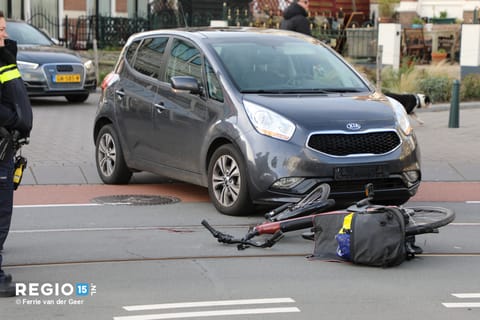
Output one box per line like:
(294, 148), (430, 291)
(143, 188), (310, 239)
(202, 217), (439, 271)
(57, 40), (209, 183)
(208, 144), (253, 216)
(95, 124), (132, 184)
(65, 94), (89, 103)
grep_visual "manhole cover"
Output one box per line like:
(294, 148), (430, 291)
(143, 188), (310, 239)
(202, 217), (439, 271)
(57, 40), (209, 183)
(91, 195), (180, 206)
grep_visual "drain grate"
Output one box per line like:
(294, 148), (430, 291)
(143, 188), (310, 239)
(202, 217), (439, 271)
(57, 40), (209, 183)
(91, 194), (181, 206)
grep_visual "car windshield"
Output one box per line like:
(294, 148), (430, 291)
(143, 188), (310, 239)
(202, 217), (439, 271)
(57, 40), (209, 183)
(6, 21), (54, 46)
(212, 37), (369, 93)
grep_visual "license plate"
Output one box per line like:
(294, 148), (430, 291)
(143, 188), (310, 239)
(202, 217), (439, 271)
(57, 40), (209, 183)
(334, 165), (386, 181)
(55, 74), (81, 83)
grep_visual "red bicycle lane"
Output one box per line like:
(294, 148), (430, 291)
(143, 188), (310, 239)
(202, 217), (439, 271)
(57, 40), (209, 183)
(12, 181), (480, 206)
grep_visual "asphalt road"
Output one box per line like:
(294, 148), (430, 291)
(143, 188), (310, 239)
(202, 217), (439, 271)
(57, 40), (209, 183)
(1, 200), (479, 320)
(1, 93), (479, 319)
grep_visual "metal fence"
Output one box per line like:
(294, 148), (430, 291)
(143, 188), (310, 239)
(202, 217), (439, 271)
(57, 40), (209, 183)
(26, 10), (378, 61)
(28, 10), (63, 44)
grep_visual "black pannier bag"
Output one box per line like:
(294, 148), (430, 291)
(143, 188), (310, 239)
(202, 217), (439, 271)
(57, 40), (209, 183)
(311, 207), (409, 267)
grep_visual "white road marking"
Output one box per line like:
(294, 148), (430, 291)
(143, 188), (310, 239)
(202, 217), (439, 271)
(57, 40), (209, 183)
(9, 222), (480, 235)
(14, 203), (102, 208)
(442, 293), (480, 308)
(442, 302), (480, 308)
(10, 226), (194, 234)
(13, 200), (480, 209)
(452, 293), (480, 298)
(113, 307), (300, 320)
(115, 298), (300, 320)
(123, 297), (295, 311)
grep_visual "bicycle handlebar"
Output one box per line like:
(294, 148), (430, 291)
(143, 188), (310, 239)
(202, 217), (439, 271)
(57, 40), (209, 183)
(201, 219), (284, 250)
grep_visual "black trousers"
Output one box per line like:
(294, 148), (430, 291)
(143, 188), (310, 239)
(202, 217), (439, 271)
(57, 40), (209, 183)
(0, 143), (14, 277)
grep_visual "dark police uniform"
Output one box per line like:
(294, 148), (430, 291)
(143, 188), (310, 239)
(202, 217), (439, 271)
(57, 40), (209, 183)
(0, 39), (30, 297)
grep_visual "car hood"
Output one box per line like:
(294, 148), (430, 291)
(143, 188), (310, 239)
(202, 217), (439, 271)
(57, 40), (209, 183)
(244, 93), (397, 131)
(17, 45), (83, 64)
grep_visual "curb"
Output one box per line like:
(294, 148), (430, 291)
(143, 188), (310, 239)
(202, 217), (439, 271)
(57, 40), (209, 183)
(418, 101), (480, 113)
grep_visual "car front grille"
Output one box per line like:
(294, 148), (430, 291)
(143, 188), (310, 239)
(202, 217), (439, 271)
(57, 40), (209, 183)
(56, 65), (74, 72)
(329, 178), (407, 193)
(42, 63), (85, 90)
(307, 131), (401, 156)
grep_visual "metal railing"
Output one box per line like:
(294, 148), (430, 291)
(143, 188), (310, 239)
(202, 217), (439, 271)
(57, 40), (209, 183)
(26, 9), (378, 61)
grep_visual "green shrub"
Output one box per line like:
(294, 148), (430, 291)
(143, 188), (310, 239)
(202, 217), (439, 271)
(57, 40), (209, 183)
(379, 64), (427, 93)
(353, 63), (480, 103)
(460, 73), (480, 101)
(417, 76), (453, 103)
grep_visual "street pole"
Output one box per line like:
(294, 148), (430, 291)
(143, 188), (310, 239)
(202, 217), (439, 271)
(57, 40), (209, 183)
(448, 80), (460, 128)
(95, 0), (99, 45)
(7, 0), (12, 18)
(376, 45), (383, 92)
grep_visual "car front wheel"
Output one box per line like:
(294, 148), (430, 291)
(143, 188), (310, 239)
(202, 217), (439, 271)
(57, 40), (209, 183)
(208, 144), (253, 216)
(95, 124), (132, 184)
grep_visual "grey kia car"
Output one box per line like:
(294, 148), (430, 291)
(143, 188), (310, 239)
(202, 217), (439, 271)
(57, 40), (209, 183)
(93, 27), (421, 216)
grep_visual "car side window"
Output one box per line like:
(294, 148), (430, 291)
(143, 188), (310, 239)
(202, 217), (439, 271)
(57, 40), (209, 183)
(206, 59), (224, 102)
(125, 40), (141, 66)
(132, 37), (168, 79)
(165, 38), (202, 84)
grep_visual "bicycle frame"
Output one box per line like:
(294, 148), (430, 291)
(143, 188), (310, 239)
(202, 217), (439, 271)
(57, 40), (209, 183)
(202, 184), (454, 250)
(202, 205), (378, 250)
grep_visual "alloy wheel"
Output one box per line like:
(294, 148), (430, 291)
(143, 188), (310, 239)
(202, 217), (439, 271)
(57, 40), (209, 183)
(97, 132), (116, 177)
(211, 154), (241, 207)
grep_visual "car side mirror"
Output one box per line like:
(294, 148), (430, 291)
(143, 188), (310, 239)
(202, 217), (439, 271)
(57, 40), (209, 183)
(170, 76), (202, 95)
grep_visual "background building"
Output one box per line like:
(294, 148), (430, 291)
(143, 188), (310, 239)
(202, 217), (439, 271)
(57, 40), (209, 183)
(2, 1), (479, 23)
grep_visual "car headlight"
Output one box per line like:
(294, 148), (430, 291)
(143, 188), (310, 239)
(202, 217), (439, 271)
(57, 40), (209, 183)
(388, 97), (412, 136)
(83, 60), (94, 72)
(84, 59), (94, 71)
(243, 100), (295, 141)
(17, 60), (39, 70)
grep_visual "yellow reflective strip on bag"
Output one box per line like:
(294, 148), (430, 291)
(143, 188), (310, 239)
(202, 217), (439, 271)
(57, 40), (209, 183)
(0, 67), (21, 83)
(338, 212), (354, 234)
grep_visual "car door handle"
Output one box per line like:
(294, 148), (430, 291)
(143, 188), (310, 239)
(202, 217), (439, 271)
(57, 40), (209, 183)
(115, 89), (125, 100)
(154, 102), (166, 113)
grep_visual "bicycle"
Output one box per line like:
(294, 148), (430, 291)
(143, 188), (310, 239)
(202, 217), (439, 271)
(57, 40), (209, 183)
(202, 183), (455, 250)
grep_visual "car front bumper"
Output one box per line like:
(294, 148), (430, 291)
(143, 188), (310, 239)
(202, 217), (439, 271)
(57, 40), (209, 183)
(238, 128), (421, 206)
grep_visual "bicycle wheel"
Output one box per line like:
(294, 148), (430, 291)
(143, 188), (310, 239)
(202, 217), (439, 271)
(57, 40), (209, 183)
(272, 184), (333, 221)
(265, 183), (332, 221)
(274, 199), (336, 221)
(294, 183), (331, 209)
(404, 206), (455, 235)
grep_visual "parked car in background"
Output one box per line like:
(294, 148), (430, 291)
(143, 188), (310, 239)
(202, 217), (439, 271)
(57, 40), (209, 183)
(94, 27), (421, 216)
(6, 20), (96, 103)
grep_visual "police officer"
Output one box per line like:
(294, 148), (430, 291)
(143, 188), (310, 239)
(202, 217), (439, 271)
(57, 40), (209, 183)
(0, 10), (26, 298)
(280, 0), (311, 35)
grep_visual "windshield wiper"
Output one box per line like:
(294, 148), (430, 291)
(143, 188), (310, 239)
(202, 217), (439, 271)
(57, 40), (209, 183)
(240, 89), (330, 94)
(319, 88), (365, 93)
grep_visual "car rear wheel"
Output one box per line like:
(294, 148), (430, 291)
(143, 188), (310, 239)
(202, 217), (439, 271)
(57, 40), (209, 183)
(65, 94), (89, 103)
(95, 124), (132, 184)
(208, 144), (253, 216)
